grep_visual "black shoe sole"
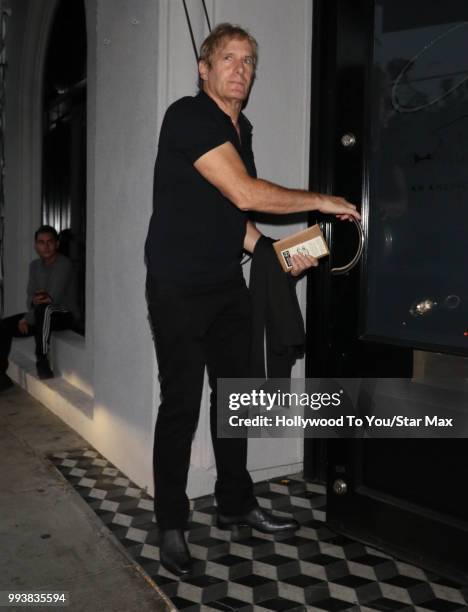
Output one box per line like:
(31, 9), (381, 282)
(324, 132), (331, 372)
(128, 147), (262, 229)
(160, 558), (193, 577)
(217, 519), (298, 534)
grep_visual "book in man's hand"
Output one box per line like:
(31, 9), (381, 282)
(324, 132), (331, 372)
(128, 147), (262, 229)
(273, 224), (329, 272)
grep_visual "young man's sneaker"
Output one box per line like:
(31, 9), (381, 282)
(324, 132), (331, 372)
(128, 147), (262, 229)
(36, 357), (54, 380)
(0, 373), (14, 391)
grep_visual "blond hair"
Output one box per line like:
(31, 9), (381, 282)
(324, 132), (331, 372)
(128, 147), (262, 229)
(199, 23), (258, 68)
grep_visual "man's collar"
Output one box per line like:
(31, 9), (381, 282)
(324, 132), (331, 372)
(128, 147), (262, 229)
(196, 90), (252, 133)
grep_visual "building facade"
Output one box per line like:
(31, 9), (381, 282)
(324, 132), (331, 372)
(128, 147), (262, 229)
(4, 0), (313, 498)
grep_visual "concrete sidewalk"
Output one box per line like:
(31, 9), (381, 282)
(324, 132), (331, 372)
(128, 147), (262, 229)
(0, 383), (171, 612)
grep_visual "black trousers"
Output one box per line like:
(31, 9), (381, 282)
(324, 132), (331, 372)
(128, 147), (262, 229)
(146, 273), (256, 529)
(0, 305), (73, 373)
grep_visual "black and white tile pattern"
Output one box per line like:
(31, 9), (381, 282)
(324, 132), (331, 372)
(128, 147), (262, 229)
(49, 449), (468, 611)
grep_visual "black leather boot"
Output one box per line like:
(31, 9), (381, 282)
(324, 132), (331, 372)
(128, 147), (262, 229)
(217, 506), (299, 534)
(36, 356), (54, 380)
(159, 528), (193, 576)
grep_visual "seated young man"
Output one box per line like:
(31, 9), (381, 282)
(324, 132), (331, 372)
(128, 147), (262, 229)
(0, 225), (79, 389)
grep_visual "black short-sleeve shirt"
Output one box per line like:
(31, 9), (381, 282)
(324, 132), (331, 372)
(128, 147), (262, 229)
(145, 91), (257, 285)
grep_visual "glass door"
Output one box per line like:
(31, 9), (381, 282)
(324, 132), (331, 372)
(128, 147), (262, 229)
(306, 0), (468, 582)
(364, 1), (468, 354)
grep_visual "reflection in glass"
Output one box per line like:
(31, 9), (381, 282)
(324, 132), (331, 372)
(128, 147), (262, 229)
(365, 1), (468, 352)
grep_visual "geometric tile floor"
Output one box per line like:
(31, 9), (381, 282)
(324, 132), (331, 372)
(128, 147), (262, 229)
(49, 449), (468, 611)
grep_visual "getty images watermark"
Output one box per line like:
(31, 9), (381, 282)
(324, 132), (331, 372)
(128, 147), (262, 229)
(217, 378), (468, 438)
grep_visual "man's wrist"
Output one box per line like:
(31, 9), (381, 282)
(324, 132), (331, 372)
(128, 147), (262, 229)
(309, 192), (323, 211)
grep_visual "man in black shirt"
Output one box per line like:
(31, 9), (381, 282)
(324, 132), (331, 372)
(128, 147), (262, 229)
(145, 23), (360, 576)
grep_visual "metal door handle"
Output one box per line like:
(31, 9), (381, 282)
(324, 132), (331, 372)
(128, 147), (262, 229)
(325, 217), (364, 276)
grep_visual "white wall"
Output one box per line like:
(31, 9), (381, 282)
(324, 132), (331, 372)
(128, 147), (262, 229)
(90, 0), (159, 492)
(5, 0), (314, 499)
(4, 0), (53, 315)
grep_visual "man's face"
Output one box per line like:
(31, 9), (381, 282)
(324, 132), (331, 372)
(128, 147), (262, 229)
(199, 37), (255, 105)
(35, 233), (59, 261)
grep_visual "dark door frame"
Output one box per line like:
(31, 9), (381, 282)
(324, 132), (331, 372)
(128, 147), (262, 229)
(304, 0), (377, 481)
